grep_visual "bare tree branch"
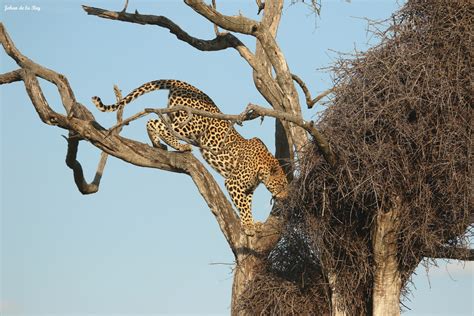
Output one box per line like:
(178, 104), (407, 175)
(81, 5), (260, 79)
(83, 5), (241, 53)
(211, 0), (220, 36)
(0, 69), (23, 84)
(108, 106), (242, 133)
(184, 0), (259, 35)
(0, 24), (78, 116)
(121, 0), (129, 12)
(252, 0), (284, 107)
(64, 134), (108, 195)
(113, 84), (125, 130)
(292, 73), (334, 108)
(424, 247), (474, 261)
(256, 0), (265, 14)
(252, 0), (294, 172)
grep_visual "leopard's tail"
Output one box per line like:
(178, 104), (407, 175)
(92, 79), (185, 112)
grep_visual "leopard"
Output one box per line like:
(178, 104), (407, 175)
(92, 79), (288, 235)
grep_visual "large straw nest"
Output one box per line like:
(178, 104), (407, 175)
(238, 1), (472, 314)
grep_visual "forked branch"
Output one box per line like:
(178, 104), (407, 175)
(292, 73), (334, 109)
(64, 84), (124, 195)
(183, 0), (297, 104)
(64, 134), (108, 195)
(81, 5), (256, 64)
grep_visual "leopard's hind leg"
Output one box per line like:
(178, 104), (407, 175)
(146, 119), (192, 152)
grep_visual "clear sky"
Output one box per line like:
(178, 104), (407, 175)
(1, 0), (472, 315)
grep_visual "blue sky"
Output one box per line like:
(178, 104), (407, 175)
(1, 0), (472, 315)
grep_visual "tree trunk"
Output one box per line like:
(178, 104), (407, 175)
(231, 253), (263, 316)
(230, 215), (283, 315)
(372, 200), (402, 316)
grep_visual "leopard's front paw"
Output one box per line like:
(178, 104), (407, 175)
(243, 225), (255, 236)
(243, 221), (262, 236)
(254, 221), (263, 233)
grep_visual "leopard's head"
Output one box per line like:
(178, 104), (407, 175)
(265, 160), (289, 200)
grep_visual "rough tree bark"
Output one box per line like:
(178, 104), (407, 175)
(2, 1), (472, 315)
(372, 198), (402, 316)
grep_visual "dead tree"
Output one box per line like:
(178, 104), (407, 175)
(0, 1), (333, 311)
(1, 0), (472, 315)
